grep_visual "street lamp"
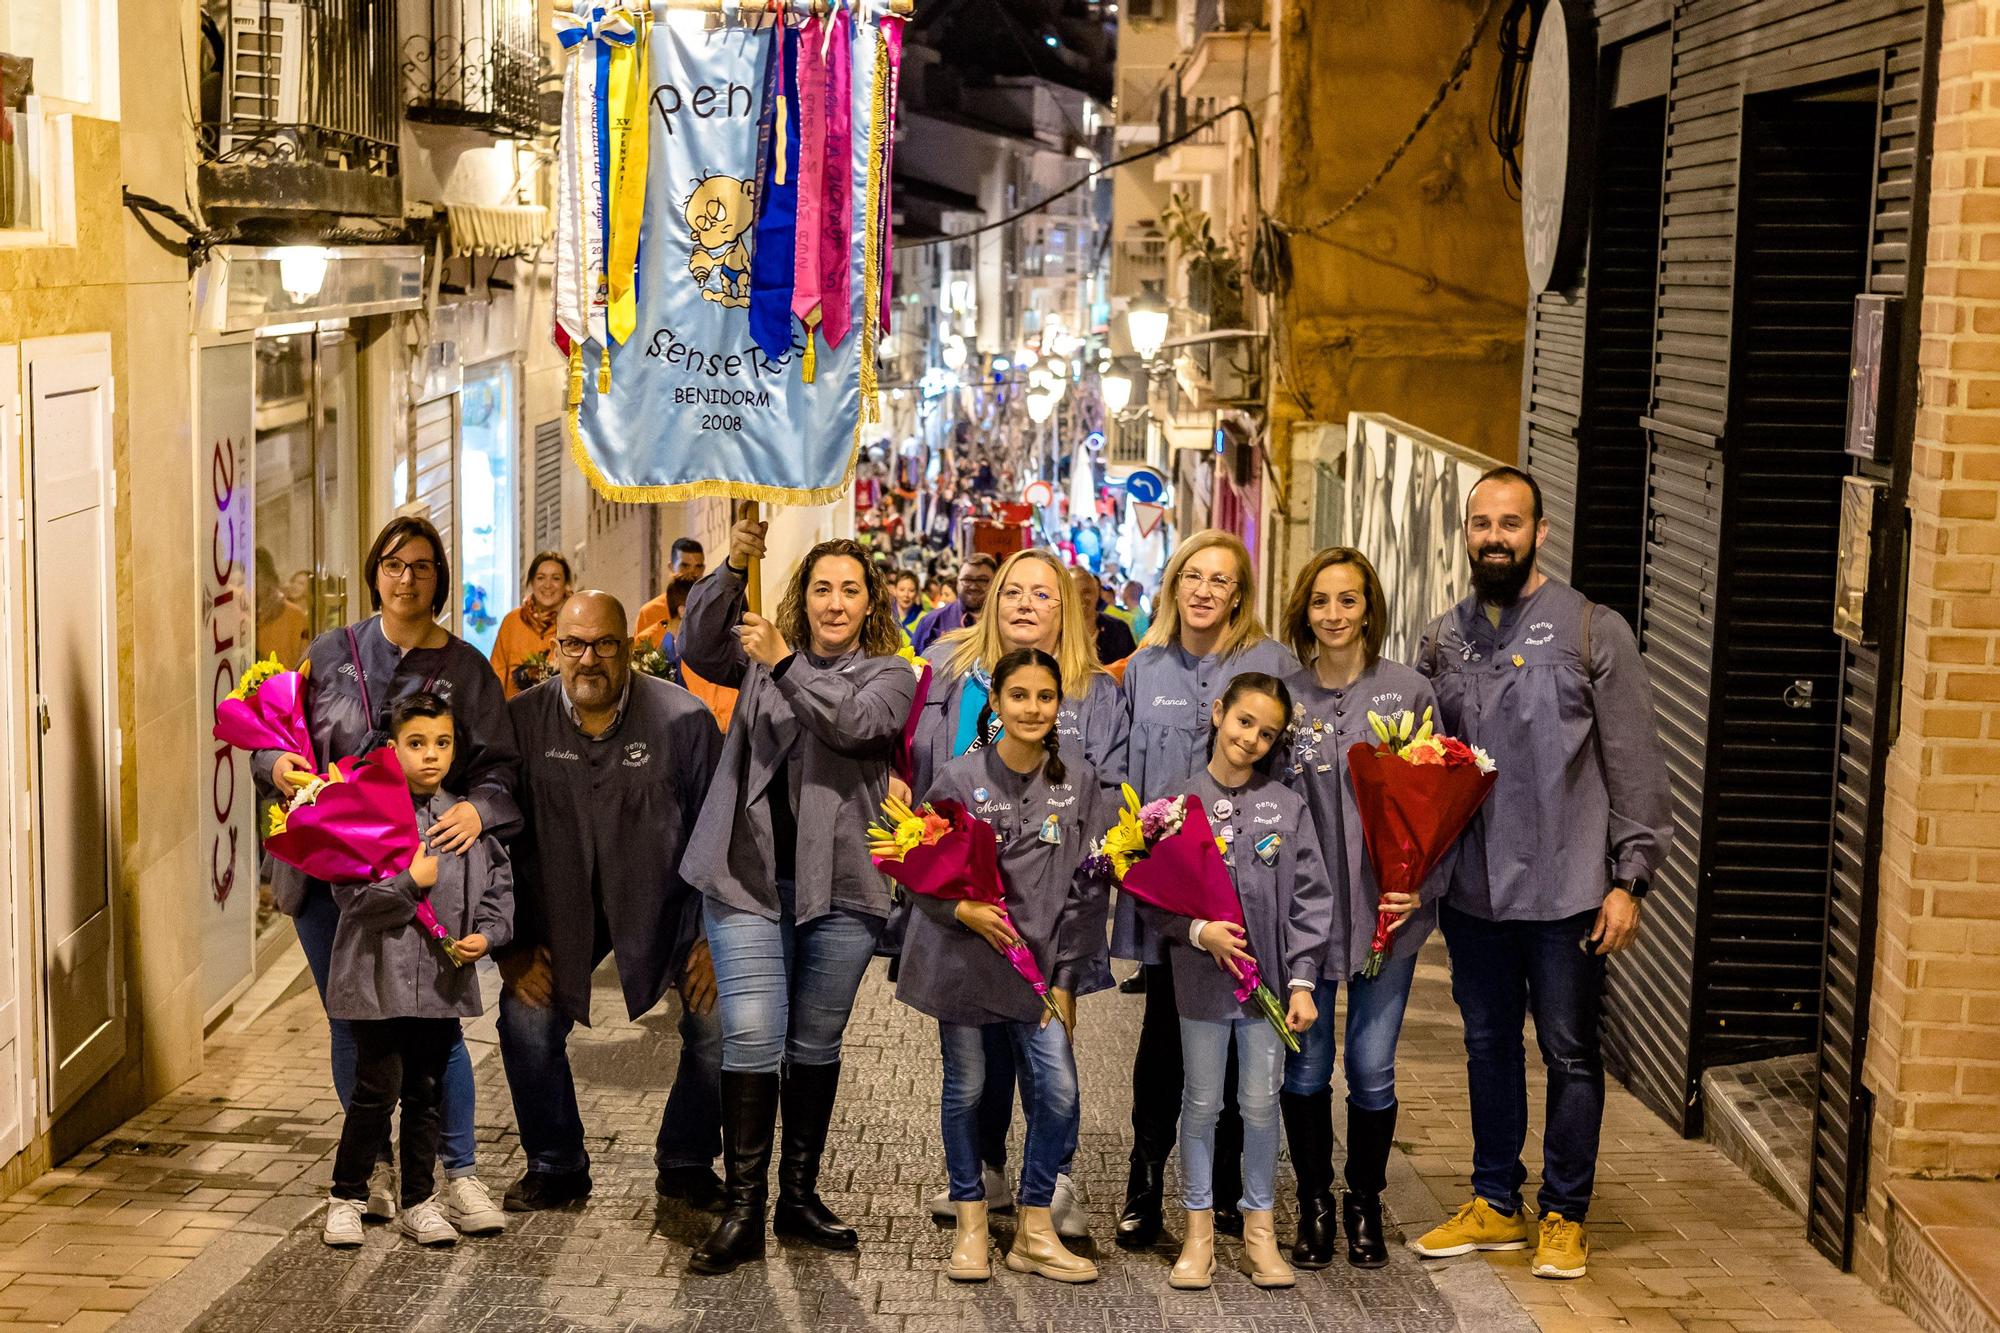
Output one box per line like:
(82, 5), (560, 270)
(1101, 372), (1133, 414)
(1125, 287), (1170, 362)
(1026, 391), (1055, 424)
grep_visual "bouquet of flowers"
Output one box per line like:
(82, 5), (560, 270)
(1088, 785), (1299, 1053)
(511, 650), (555, 694)
(631, 640), (677, 682)
(867, 794), (1062, 1023)
(262, 746), (421, 884)
(1347, 707), (1498, 976)
(213, 655), (315, 766)
(892, 643), (932, 785)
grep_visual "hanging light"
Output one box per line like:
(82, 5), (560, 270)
(941, 335), (968, 370)
(275, 246), (332, 303)
(1026, 391), (1055, 424)
(1126, 286), (1169, 362)
(1101, 373), (1133, 413)
(1017, 346), (1040, 369)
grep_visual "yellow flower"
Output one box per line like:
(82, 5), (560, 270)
(264, 803), (288, 838)
(228, 654), (285, 703)
(896, 642), (928, 676)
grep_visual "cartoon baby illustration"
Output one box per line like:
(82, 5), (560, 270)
(684, 174), (754, 308)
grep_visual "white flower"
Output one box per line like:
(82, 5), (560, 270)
(1471, 746), (1496, 775)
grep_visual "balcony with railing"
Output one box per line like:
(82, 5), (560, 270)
(402, 0), (542, 138)
(1192, 0), (1268, 39)
(200, 0), (401, 218)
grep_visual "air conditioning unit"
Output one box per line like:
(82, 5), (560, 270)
(225, 0), (305, 154)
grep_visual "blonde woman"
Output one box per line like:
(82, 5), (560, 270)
(905, 547), (1127, 1240)
(1113, 529), (1298, 1252)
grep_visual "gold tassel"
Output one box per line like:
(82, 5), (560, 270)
(857, 23), (889, 425)
(567, 345), (585, 407)
(802, 311), (819, 384)
(598, 347), (612, 393)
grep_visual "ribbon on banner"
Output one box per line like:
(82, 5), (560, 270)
(568, 11), (896, 505)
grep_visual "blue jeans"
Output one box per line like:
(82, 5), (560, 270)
(1179, 1016), (1283, 1212)
(497, 986), (723, 1176)
(295, 886), (478, 1176)
(1440, 902), (1606, 1221)
(1282, 952), (1420, 1110)
(702, 883), (884, 1073)
(940, 1020), (1078, 1208)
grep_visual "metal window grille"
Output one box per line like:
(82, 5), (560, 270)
(402, 0), (541, 137)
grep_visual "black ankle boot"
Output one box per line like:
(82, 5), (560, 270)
(1343, 1099), (1397, 1269)
(1281, 1089), (1336, 1268)
(689, 1071), (779, 1275)
(1114, 1154), (1165, 1250)
(773, 1061), (858, 1250)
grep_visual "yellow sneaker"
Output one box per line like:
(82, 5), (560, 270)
(1410, 1197), (1533, 1257)
(1531, 1212), (1588, 1279)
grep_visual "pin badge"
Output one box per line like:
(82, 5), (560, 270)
(1255, 833), (1281, 865)
(973, 787), (990, 802)
(1038, 814), (1063, 846)
(1220, 825), (1236, 841)
(1512, 654), (1525, 668)
(1315, 763), (1333, 774)
(1213, 798), (1233, 819)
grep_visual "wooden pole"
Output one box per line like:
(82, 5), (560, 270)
(739, 499), (763, 614)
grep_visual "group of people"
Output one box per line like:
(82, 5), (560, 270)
(260, 463), (1670, 1294)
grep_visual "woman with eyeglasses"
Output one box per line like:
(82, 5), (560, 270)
(1113, 529), (1299, 1252)
(257, 515), (522, 1237)
(676, 518), (920, 1276)
(901, 547), (1128, 1241)
(1273, 547), (1439, 1269)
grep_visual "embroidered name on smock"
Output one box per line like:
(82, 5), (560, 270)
(545, 747), (581, 762)
(1151, 695), (1190, 707)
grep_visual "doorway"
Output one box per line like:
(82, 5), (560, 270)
(21, 335), (122, 1117)
(456, 360), (519, 659)
(253, 327), (361, 662)
(1696, 82), (1878, 1198)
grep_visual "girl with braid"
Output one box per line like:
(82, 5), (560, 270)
(897, 649), (1114, 1286)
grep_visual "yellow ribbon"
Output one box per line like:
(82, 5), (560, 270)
(605, 7), (649, 346)
(857, 24), (889, 424)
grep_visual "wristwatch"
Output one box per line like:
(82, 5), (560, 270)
(1613, 878), (1651, 900)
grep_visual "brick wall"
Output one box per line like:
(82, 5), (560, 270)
(1858, 0), (2000, 1286)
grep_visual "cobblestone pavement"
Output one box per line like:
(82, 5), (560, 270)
(0, 940), (1927, 1332)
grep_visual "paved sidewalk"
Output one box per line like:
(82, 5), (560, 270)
(0, 939), (1924, 1332)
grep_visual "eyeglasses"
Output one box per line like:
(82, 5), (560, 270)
(555, 635), (627, 659)
(997, 587), (1060, 608)
(1178, 571), (1239, 595)
(380, 556), (439, 582)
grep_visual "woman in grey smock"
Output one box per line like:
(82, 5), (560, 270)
(1276, 548), (1443, 1270)
(677, 521), (918, 1276)
(1113, 529), (1298, 1249)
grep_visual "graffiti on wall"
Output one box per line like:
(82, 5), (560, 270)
(1340, 414), (1486, 663)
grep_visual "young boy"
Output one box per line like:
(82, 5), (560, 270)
(322, 693), (514, 1247)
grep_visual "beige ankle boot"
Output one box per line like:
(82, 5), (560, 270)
(947, 1200), (990, 1281)
(1004, 1205), (1098, 1283)
(1242, 1208), (1295, 1288)
(1169, 1208), (1216, 1289)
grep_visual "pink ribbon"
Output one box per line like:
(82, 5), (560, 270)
(791, 16), (828, 329)
(816, 12), (855, 348)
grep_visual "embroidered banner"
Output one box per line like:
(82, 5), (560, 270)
(569, 11), (885, 505)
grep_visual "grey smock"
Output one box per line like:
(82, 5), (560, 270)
(1111, 635), (1299, 961)
(1416, 578), (1673, 922)
(896, 747), (1114, 1026)
(1149, 768), (1334, 1023)
(1285, 657), (1446, 979)
(677, 564), (919, 923)
(326, 788), (514, 1022)
(508, 673), (723, 1026)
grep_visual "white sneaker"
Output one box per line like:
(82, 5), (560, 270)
(443, 1175), (506, 1235)
(322, 1195), (365, 1247)
(398, 1197), (459, 1246)
(364, 1161), (397, 1221)
(928, 1164), (1015, 1220)
(1050, 1173), (1089, 1240)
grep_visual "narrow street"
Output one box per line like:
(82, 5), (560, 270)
(0, 945), (1912, 1333)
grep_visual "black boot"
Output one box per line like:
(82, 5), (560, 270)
(1212, 1097), (1244, 1238)
(688, 1071), (779, 1275)
(1281, 1089), (1336, 1268)
(1114, 1154), (1165, 1250)
(1342, 1099), (1397, 1269)
(772, 1062), (858, 1250)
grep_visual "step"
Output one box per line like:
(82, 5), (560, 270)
(1886, 1179), (2000, 1333)
(1701, 1054), (1814, 1218)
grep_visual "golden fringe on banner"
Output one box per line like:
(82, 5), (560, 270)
(566, 403), (863, 506)
(856, 21), (888, 426)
